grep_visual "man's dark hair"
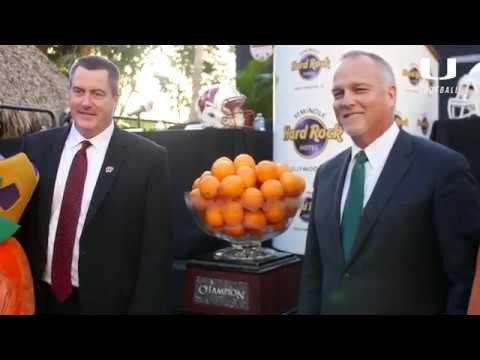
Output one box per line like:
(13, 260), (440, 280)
(69, 55), (120, 96)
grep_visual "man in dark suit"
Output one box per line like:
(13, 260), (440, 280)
(298, 50), (480, 314)
(20, 56), (172, 314)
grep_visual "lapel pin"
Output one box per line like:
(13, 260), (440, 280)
(105, 166), (114, 174)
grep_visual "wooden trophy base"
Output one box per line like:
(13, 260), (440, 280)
(183, 250), (302, 315)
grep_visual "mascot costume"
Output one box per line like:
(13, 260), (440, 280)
(0, 152), (38, 314)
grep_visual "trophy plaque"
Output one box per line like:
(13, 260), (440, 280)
(183, 250), (301, 315)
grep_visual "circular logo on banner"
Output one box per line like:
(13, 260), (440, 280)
(402, 63), (421, 86)
(283, 108), (344, 159)
(249, 45), (273, 62)
(299, 53), (322, 80)
(299, 195), (312, 223)
(293, 117), (328, 158)
(417, 114), (430, 135)
(394, 112), (409, 129)
(290, 50), (331, 81)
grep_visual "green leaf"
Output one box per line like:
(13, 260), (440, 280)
(236, 58), (273, 121)
(0, 216), (19, 243)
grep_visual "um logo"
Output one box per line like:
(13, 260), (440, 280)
(420, 58), (457, 81)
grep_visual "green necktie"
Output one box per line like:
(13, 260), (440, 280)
(341, 150), (368, 261)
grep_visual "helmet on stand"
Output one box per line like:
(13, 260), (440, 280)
(448, 63), (480, 119)
(197, 84), (254, 128)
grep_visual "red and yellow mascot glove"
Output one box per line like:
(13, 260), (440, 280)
(0, 153), (38, 315)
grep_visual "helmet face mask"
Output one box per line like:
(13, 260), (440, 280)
(448, 64), (480, 119)
(197, 85), (251, 128)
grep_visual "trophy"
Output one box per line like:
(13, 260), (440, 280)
(182, 154), (305, 315)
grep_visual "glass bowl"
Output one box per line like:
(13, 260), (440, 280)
(184, 192), (302, 261)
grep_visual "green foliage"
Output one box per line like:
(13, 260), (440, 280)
(164, 45), (225, 81)
(44, 45), (236, 124)
(44, 45), (155, 116)
(45, 45), (80, 76)
(154, 74), (190, 120)
(236, 58), (273, 122)
(154, 45), (234, 122)
(44, 45), (154, 88)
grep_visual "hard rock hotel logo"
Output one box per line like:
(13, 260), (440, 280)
(402, 63), (435, 88)
(283, 108), (344, 159)
(291, 50), (331, 80)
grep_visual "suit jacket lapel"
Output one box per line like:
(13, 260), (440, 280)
(83, 126), (127, 230)
(38, 125), (70, 246)
(327, 150), (351, 270)
(347, 130), (414, 266)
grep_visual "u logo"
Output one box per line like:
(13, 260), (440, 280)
(420, 58), (457, 81)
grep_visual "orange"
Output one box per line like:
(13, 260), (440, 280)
(285, 196), (301, 217)
(240, 187), (264, 212)
(192, 177), (201, 190)
(201, 170), (212, 179)
(260, 179), (285, 201)
(263, 199), (287, 224)
(211, 159), (236, 181)
(221, 200), (244, 225)
(275, 163), (290, 178)
(249, 227), (266, 237)
(190, 188), (207, 212)
(279, 171), (306, 197)
(243, 211), (267, 231)
(270, 218), (288, 232)
(224, 224), (246, 237)
(218, 175), (245, 199)
(234, 154), (256, 169)
(255, 160), (277, 183)
(236, 166), (256, 188)
(205, 207), (224, 228)
(199, 175), (220, 199)
(216, 156), (232, 163)
(205, 197), (225, 210)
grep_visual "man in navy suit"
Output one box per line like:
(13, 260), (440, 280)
(20, 56), (173, 314)
(299, 50), (480, 314)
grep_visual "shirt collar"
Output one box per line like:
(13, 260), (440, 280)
(66, 120), (115, 153)
(350, 122), (400, 169)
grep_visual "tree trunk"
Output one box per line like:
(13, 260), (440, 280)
(188, 45), (204, 122)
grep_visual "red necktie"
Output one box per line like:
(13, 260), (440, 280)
(51, 140), (91, 302)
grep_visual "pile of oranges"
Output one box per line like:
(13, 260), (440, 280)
(188, 154), (306, 239)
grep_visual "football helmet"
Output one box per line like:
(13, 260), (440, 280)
(448, 63), (480, 119)
(197, 85), (253, 128)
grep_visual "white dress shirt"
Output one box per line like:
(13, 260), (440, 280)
(340, 122), (400, 221)
(43, 121), (114, 287)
